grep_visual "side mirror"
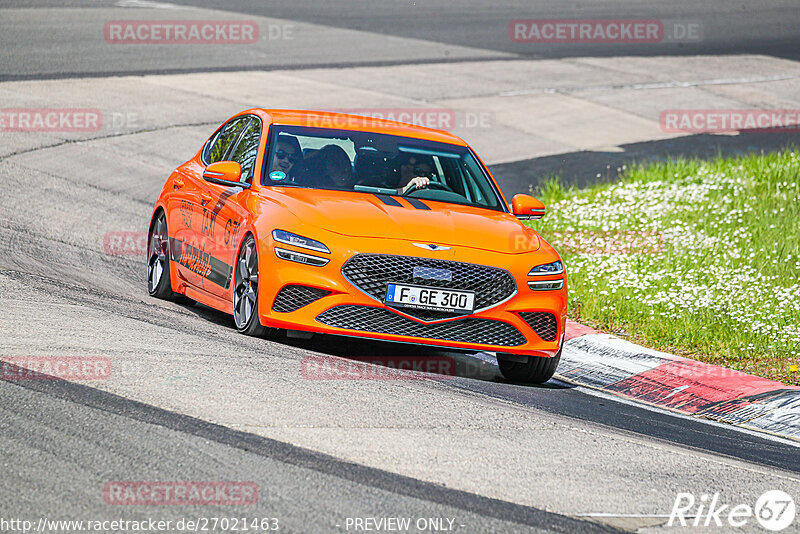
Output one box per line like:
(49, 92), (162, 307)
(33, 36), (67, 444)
(511, 194), (545, 220)
(203, 161), (248, 188)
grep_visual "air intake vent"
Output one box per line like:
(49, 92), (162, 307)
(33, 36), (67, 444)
(273, 285), (331, 313)
(518, 312), (558, 341)
(317, 305), (526, 347)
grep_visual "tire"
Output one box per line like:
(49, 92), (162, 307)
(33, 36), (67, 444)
(147, 211), (175, 300)
(233, 235), (274, 337)
(497, 346), (562, 384)
(147, 211), (195, 305)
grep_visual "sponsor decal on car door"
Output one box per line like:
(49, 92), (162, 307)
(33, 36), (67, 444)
(198, 182), (248, 299)
(170, 115), (252, 296)
(204, 116), (261, 300)
(165, 163), (206, 291)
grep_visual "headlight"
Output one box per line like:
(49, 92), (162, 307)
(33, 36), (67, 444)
(528, 260), (564, 276)
(527, 280), (564, 291)
(272, 229), (330, 254)
(274, 247), (329, 267)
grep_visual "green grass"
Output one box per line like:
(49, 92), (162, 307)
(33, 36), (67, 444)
(530, 150), (800, 385)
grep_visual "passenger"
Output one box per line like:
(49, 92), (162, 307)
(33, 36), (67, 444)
(396, 154), (435, 194)
(303, 144), (354, 190)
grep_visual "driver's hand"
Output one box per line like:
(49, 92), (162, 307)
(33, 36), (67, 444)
(404, 176), (430, 193)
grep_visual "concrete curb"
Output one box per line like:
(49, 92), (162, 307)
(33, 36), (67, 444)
(560, 320), (800, 443)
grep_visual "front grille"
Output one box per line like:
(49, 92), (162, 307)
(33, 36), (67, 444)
(342, 254), (517, 321)
(519, 312), (558, 341)
(316, 305), (526, 347)
(272, 285), (331, 313)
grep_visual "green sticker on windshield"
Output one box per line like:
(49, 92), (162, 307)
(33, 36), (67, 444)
(270, 171), (286, 181)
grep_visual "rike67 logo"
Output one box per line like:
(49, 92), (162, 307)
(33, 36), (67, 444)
(669, 490), (795, 531)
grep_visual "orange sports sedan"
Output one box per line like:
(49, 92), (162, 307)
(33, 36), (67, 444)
(147, 109), (567, 383)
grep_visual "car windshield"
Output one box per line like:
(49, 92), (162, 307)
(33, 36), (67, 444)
(262, 125), (505, 212)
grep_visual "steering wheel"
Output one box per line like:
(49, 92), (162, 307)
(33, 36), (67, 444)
(402, 181), (451, 195)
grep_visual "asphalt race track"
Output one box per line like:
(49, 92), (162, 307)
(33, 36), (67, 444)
(3, 0), (800, 79)
(1, 1), (799, 533)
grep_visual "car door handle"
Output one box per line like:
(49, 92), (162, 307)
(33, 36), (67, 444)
(200, 192), (212, 205)
(173, 178), (184, 189)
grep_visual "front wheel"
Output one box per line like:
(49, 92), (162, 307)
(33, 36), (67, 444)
(233, 235), (274, 337)
(497, 347), (561, 384)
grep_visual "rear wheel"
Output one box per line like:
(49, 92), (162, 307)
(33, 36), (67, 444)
(147, 212), (174, 299)
(147, 211), (194, 305)
(233, 235), (274, 337)
(497, 346), (562, 384)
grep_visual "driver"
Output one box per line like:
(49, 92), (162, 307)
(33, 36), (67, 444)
(269, 135), (301, 178)
(396, 154), (435, 195)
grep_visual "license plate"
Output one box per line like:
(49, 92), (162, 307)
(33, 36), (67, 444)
(385, 283), (475, 314)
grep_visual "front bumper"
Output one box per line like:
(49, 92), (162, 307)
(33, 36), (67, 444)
(257, 235), (567, 357)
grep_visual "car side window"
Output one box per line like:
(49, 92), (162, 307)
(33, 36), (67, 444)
(228, 117), (261, 182)
(204, 116), (250, 165)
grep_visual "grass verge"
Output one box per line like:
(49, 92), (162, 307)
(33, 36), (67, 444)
(530, 149), (800, 385)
